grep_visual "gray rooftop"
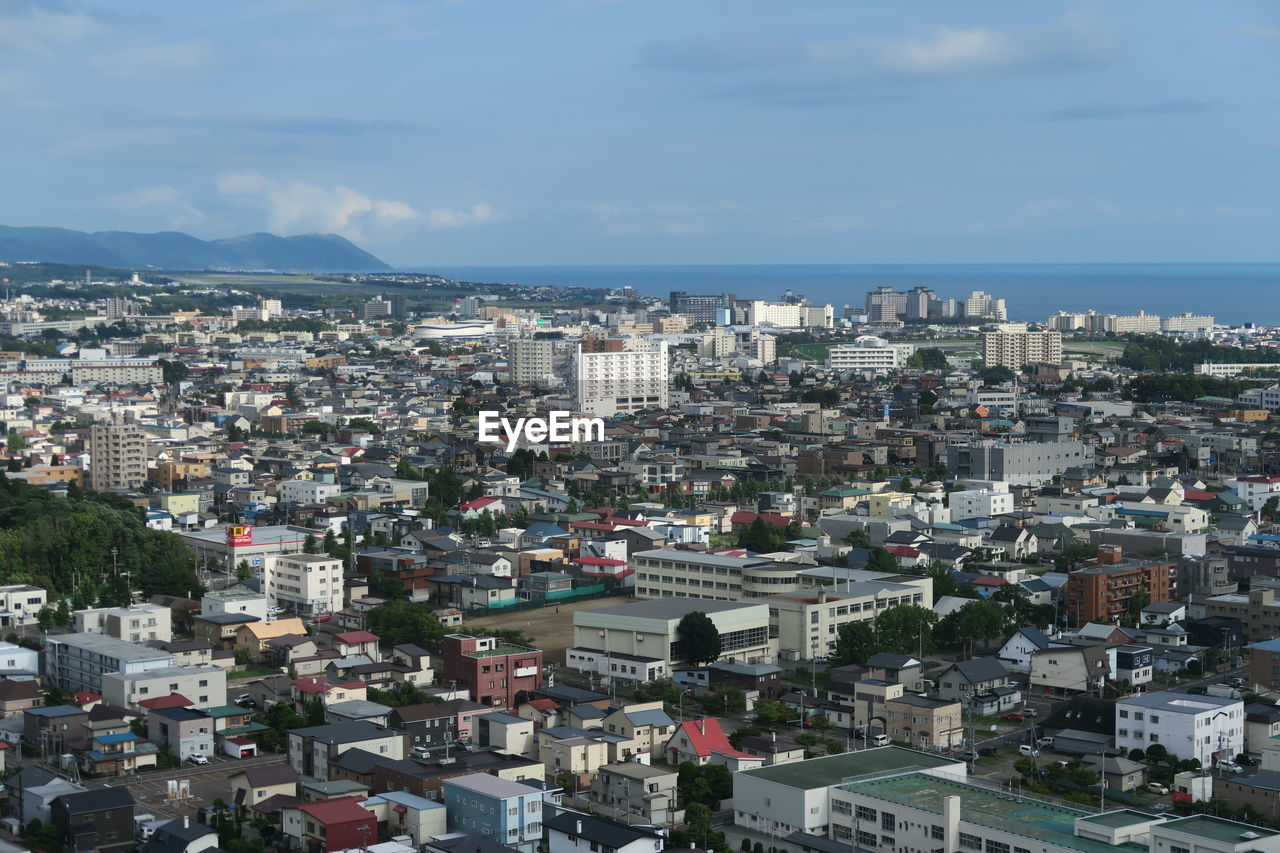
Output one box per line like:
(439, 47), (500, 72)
(1118, 691), (1241, 713)
(47, 633), (174, 662)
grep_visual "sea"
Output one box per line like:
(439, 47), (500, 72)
(417, 263), (1280, 326)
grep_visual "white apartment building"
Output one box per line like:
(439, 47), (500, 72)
(1226, 476), (1280, 511)
(280, 479), (342, 505)
(948, 486), (1014, 522)
(73, 603), (173, 644)
(745, 301), (835, 328)
(1162, 313), (1215, 332)
(43, 633), (175, 694)
(961, 290), (1007, 320)
(573, 341), (669, 417)
(1239, 384), (1280, 411)
(264, 553), (344, 616)
(200, 587), (269, 620)
(102, 664), (227, 710)
(1115, 692), (1243, 765)
(0, 585), (47, 628)
(510, 338), (559, 386)
(825, 336), (913, 374)
(981, 326), (1063, 369)
(1104, 310), (1164, 334)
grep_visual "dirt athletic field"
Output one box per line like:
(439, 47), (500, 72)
(463, 596), (637, 664)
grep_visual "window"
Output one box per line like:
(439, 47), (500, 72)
(856, 831), (876, 848)
(1170, 846), (1190, 853)
(986, 842), (1010, 853)
(881, 814), (895, 832)
(855, 806), (876, 822)
(959, 833), (983, 852)
(932, 826), (945, 841)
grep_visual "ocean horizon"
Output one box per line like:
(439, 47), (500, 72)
(411, 262), (1280, 326)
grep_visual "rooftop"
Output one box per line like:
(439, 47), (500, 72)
(737, 746), (958, 790)
(1160, 814), (1280, 842)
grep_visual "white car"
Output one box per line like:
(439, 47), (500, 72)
(1216, 760), (1243, 774)
(188, 754), (209, 766)
(1018, 745), (1040, 757)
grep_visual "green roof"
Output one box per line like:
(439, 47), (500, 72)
(839, 773), (1140, 853)
(1076, 810), (1156, 829)
(737, 746), (956, 790)
(1159, 815), (1280, 843)
(203, 705), (252, 718)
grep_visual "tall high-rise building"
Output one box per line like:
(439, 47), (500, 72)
(670, 291), (731, 324)
(981, 325), (1062, 368)
(510, 338), (558, 386)
(865, 286), (908, 322)
(89, 421), (146, 492)
(383, 292), (408, 318)
(260, 298), (284, 319)
(574, 341), (669, 417)
(104, 297), (134, 321)
(961, 291), (1008, 321)
(361, 297), (392, 323)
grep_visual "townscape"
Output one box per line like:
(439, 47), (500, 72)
(0, 267), (1279, 853)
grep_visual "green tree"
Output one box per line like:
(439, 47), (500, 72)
(874, 604), (938, 656)
(864, 547), (899, 573)
(677, 611), (722, 665)
(235, 560), (252, 581)
(832, 620), (877, 666)
(302, 534), (319, 554)
(844, 527), (871, 549)
(365, 599), (446, 646)
(6, 433), (25, 453)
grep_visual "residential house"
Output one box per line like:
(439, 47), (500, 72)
(663, 718), (761, 770)
(281, 796), (378, 853)
(1030, 645), (1111, 696)
(934, 657), (1020, 714)
(441, 773), (546, 853)
(51, 787), (136, 853)
(229, 762), (300, 812)
(544, 812), (665, 853)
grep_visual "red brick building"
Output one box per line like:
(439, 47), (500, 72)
(442, 634), (543, 709)
(1065, 545), (1176, 627)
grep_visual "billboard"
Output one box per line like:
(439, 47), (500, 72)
(226, 525), (253, 547)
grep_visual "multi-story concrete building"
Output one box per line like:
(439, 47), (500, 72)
(948, 486), (1014, 521)
(442, 634), (543, 710)
(1115, 691), (1243, 765)
(42, 633), (175, 695)
(825, 337), (914, 374)
(981, 325), (1062, 369)
(288, 721), (407, 780)
(767, 583), (929, 661)
(101, 664), (226, 710)
(590, 763), (681, 826)
(441, 773), (545, 853)
(947, 439), (1088, 486)
(510, 338), (559, 386)
(279, 479), (342, 505)
(88, 420), (146, 491)
(744, 301), (834, 328)
(1065, 546), (1177, 627)
(73, 603), (173, 644)
(670, 291), (731, 324)
(573, 341), (669, 417)
(961, 290), (1007, 320)
(0, 585), (47, 628)
(263, 553), (344, 616)
(568, 598), (773, 681)
(883, 694), (964, 750)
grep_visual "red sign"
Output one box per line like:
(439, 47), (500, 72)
(226, 525), (253, 547)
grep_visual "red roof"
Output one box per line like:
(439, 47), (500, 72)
(334, 631), (380, 645)
(138, 692), (193, 710)
(884, 545), (920, 558)
(674, 718), (754, 759)
(1184, 489), (1216, 502)
(527, 698), (559, 712)
(291, 796), (376, 824)
(460, 497), (503, 511)
(293, 677), (334, 694)
(73, 691), (102, 706)
(730, 511), (791, 527)
(971, 576), (1007, 587)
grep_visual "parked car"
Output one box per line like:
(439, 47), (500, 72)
(1018, 745), (1039, 757)
(978, 746), (999, 757)
(959, 750), (980, 762)
(1036, 737), (1054, 749)
(1003, 713), (1027, 723)
(1236, 754), (1259, 767)
(1187, 686), (1208, 695)
(1020, 708), (1038, 717)
(1147, 782), (1170, 795)
(872, 734), (891, 747)
(1216, 760), (1243, 774)
(188, 754), (209, 766)
(234, 693), (251, 704)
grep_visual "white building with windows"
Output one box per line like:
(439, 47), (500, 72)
(101, 664), (227, 710)
(1114, 691), (1243, 765)
(72, 603), (173, 644)
(948, 486), (1015, 522)
(0, 585), (47, 628)
(263, 553), (345, 616)
(280, 479), (342, 505)
(573, 342), (669, 417)
(825, 337), (913, 374)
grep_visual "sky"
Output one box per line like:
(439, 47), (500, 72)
(0, 0), (1277, 267)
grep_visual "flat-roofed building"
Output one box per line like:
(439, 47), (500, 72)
(42, 633), (175, 695)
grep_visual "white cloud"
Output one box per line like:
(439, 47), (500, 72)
(0, 3), (103, 53)
(110, 185), (205, 229)
(216, 170), (502, 240)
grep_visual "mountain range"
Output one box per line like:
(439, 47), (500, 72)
(0, 225), (391, 272)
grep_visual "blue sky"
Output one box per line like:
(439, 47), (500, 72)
(0, 0), (1276, 267)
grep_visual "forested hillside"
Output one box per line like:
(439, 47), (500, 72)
(0, 477), (202, 610)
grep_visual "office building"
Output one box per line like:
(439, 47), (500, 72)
(947, 439), (1088, 486)
(745, 300), (834, 328)
(767, 584), (929, 661)
(981, 325), (1063, 369)
(1115, 691), (1243, 765)
(441, 634), (543, 710)
(383, 292), (407, 318)
(361, 297), (392, 322)
(510, 338), (558, 386)
(89, 420), (146, 491)
(263, 553), (345, 617)
(568, 598), (773, 681)
(574, 341), (669, 417)
(1065, 546), (1177, 627)
(670, 291), (731, 324)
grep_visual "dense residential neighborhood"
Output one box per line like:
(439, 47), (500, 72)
(2, 273), (1280, 853)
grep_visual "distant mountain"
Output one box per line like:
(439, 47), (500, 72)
(0, 225), (391, 272)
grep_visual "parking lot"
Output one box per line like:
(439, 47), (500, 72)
(82, 753), (290, 821)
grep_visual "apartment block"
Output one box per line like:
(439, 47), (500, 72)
(0, 585), (47, 628)
(73, 603), (173, 644)
(88, 421), (146, 491)
(1115, 692), (1243, 765)
(981, 326), (1062, 369)
(263, 553), (344, 616)
(441, 634), (543, 710)
(510, 338), (559, 386)
(42, 633), (175, 695)
(101, 664), (226, 711)
(1064, 546), (1177, 627)
(573, 341), (669, 417)
(441, 773), (545, 853)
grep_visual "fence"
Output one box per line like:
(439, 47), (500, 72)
(466, 584), (621, 616)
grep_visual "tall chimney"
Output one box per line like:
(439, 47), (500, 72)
(576, 820), (583, 834)
(698, 719), (705, 735)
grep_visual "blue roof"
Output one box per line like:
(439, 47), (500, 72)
(624, 708), (675, 728)
(96, 732), (140, 744)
